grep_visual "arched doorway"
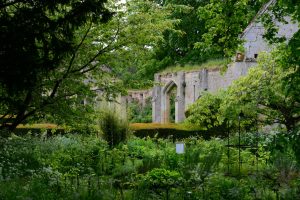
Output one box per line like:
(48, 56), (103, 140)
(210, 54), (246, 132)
(152, 71), (186, 123)
(163, 81), (177, 123)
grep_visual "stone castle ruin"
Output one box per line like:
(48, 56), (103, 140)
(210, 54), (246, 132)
(152, 63), (255, 123)
(126, 89), (152, 107)
(126, 0), (298, 123)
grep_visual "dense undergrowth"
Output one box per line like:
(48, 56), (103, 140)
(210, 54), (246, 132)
(0, 129), (300, 200)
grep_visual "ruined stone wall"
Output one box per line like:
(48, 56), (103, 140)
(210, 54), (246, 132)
(242, 18), (298, 60)
(241, 2), (298, 61)
(96, 94), (128, 119)
(125, 89), (152, 107)
(152, 61), (258, 123)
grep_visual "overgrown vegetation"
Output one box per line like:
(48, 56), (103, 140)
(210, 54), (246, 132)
(128, 98), (152, 123)
(0, 0), (176, 130)
(1, 130), (300, 199)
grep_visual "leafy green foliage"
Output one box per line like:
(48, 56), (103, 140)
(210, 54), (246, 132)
(259, 1), (300, 114)
(262, 0), (300, 44)
(133, 0), (266, 85)
(102, 0), (178, 89)
(143, 168), (182, 189)
(0, 0), (114, 131)
(275, 35), (300, 117)
(0, 1), (300, 199)
(205, 174), (251, 199)
(1, 131), (300, 199)
(151, 1), (211, 67)
(196, 0), (267, 57)
(185, 91), (225, 130)
(143, 0), (227, 80)
(0, 0), (112, 92)
(0, 0), (176, 130)
(221, 50), (300, 131)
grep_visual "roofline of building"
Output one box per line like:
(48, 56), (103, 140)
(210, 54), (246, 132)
(241, 0), (276, 38)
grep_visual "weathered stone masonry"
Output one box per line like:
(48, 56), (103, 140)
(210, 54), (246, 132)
(125, 89), (152, 107)
(152, 62), (256, 123)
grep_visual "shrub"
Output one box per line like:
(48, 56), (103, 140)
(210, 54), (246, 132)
(141, 168), (182, 199)
(205, 174), (250, 200)
(185, 91), (226, 131)
(143, 168), (182, 189)
(99, 109), (130, 148)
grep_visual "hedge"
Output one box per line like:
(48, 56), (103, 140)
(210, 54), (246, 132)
(1, 123), (228, 140)
(130, 123), (227, 141)
(0, 124), (95, 136)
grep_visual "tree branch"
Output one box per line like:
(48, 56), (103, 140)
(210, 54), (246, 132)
(70, 20), (121, 74)
(15, 91), (79, 127)
(66, 22), (93, 76)
(49, 22), (93, 99)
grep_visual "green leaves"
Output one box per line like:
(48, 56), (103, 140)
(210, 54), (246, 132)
(143, 168), (182, 189)
(222, 50), (299, 131)
(186, 91), (225, 130)
(96, 0), (177, 89)
(2, 131), (300, 199)
(196, 0), (265, 58)
(0, 0), (175, 129)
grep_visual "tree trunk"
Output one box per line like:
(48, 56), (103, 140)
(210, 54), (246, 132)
(0, 90), (33, 135)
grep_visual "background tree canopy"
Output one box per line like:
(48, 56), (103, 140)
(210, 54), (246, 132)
(127, 0), (268, 86)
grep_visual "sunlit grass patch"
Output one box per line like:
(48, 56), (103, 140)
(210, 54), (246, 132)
(16, 123), (59, 129)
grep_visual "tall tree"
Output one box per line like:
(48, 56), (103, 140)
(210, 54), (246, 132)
(155, 1), (210, 63)
(147, 0), (211, 75)
(0, 0), (114, 131)
(264, 0), (300, 109)
(140, 0), (266, 81)
(0, 0), (176, 131)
